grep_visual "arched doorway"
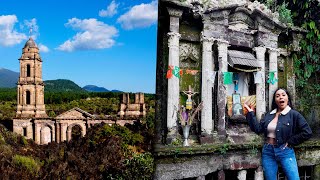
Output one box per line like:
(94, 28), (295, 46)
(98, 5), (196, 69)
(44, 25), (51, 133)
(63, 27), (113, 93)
(71, 125), (82, 140)
(67, 123), (85, 141)
(40, 126), (52, 144)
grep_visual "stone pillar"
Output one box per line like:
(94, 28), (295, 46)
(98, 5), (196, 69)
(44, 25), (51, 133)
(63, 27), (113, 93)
(166, 8), (182, 142)
(237, 170), (247, 180)
(217, 39), (229, 135)
(122, 93), (127, 103)
(139, 93), (144, 104)
(135, 93), (139, 104)
(254, 47), (267, 120)
(26, 124), (33, 139)
(81, 124), (86, 137)
(35, 123), (40, 144)
(254, 166), (264, 180)
(60, 123), (67, 142)
(67, 129), (72, 141)
(218, 170), (225, 180)
(200, 33), (214, 136)
(56, 123), (60, 143)
(268, 48), (279, 109)
(51, 126), (55, 142)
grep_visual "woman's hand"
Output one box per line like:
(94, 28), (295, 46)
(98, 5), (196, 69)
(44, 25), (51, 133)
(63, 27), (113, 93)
(244, 103), (253, 112)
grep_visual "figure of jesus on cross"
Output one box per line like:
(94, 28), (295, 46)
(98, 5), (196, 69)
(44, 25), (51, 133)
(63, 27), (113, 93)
(183, 85), (198, 110)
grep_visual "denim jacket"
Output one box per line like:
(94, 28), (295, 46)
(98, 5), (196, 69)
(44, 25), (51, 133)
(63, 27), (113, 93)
(246, 106), (312, 146)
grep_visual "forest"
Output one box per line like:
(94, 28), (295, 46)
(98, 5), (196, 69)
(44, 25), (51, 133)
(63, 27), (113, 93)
(0, 87), (155, 179)
(0, 87), (155, 121)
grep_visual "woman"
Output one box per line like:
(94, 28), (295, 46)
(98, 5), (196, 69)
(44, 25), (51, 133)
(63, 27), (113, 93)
(244, 88), (312, 180)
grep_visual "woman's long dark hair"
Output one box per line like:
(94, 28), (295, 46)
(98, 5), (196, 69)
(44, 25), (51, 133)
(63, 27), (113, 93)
(271, 88), (293, 110)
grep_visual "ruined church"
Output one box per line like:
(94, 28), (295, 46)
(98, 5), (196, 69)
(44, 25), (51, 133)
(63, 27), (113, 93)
(12, 37), (146, 145)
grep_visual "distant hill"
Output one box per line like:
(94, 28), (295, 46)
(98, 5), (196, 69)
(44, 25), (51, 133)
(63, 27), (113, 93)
(83, 85), (122, 93)
(44, 79), (85, 92)
(0, 68), (19, 88)
(83, 85), (109, 92)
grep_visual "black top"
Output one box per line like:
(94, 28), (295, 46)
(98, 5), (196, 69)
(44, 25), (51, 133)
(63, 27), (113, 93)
(246, 107), (312, 146)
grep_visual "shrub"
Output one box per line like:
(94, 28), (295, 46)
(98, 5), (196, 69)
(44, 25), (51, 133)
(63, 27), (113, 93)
(12, 155), (41, 174)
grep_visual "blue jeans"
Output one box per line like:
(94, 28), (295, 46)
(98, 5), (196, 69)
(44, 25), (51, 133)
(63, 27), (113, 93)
(262, 143), (299, 180)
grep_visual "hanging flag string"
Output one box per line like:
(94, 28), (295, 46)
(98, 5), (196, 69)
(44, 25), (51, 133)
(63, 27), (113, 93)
(223, 72), (233, 85)
(267, 71), (278, 85)
(166, 65), (183, 79)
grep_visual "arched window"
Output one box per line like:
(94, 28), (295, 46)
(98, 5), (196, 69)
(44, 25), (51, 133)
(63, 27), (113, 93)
(26, 64), (31, 77)
(26, 91), (31, 104)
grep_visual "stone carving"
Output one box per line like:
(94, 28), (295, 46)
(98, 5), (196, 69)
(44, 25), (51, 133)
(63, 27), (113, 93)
(56, 110), (85, 119)
(181, 0), (247, 11)
(176, 0), (280, 23)
(179, 42), (200, 64)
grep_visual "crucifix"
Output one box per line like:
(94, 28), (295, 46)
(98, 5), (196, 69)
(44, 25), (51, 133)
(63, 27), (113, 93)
(183, 85), (198, 110)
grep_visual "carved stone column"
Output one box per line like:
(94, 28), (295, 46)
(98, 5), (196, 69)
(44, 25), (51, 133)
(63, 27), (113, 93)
(200, 33), (214, 136)
(268, 48), (279, 109)
(217, 39), (229, 135)
(166, 8), (182, 142)
(254, 47), (266, 120)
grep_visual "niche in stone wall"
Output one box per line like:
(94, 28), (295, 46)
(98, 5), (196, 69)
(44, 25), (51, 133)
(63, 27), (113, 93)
(226, 47), (258, 123)
(179, 41), (202, 136)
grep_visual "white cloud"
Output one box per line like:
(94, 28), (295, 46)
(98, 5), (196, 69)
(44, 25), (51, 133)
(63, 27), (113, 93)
(39, 43), (49, 53)
(99, 0), (119, 17)
(117, 0), (157, 30)
(23, 18), (39, 39)
(0, 15), (27, 47)
(57, 18), (118, 52)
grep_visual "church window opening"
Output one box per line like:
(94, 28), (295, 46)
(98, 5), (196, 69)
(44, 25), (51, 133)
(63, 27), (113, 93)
(27, 64), (31, 77)
(23, 127), (27, 136)
(26, 91), (31, 104)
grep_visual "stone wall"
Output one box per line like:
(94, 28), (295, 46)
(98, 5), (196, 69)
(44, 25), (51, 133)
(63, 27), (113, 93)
(155, 139), (320, 179)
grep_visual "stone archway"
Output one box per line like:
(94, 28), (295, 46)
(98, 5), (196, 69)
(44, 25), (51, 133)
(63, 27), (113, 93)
(40, 125), (52, 144)
(71, 124), (82, 140)
(66, 123), (85, 141)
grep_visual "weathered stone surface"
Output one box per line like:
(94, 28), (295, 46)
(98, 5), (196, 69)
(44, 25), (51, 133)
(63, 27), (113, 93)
(155, 155), (223, 179)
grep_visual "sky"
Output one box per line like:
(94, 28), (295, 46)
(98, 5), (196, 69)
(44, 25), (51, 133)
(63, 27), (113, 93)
(0, 0), (157, 93)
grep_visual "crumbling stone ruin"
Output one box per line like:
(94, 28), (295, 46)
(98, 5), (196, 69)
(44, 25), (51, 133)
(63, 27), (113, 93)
(155, 0), (320, 179)
(118, 93), (146, 117)
(12, 38), (145, 145)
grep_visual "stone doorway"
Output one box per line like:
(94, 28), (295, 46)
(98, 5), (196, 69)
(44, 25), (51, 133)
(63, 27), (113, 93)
(40, 126), (52, 144)
(71, 125), (82, 140)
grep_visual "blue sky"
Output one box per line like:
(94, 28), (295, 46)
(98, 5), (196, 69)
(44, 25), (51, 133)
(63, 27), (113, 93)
(0, 0), (157, 93)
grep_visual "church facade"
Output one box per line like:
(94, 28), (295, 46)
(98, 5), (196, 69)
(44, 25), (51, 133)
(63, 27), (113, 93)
(12, 38), (145, 145)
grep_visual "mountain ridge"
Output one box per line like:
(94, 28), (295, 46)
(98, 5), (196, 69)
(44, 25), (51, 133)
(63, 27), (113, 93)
(0, 67), (121, 92)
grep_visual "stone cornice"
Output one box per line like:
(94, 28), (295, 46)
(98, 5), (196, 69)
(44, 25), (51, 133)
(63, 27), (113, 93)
(167, 7), (183, 17)
(253, 46), (267, 52)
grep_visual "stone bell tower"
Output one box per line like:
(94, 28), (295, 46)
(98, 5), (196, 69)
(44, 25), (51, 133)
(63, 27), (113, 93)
(16, 37), (47, 118)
